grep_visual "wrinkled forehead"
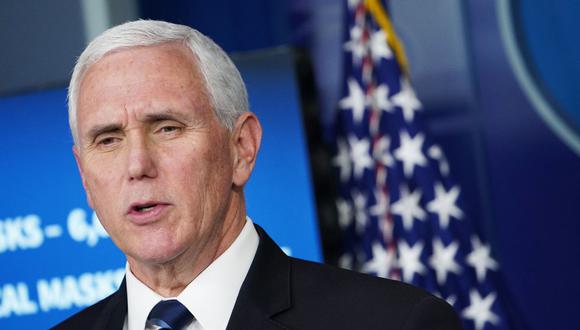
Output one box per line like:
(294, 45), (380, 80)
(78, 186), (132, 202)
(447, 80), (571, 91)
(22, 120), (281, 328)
(75, 43), (214, 137)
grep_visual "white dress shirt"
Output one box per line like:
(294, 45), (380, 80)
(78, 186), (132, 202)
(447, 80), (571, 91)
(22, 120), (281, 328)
(123, 217), (259, 330)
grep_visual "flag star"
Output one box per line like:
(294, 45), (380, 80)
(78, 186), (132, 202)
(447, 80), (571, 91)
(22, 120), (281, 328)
(362, 242), (396, 278)
(369, 188), (389, 218)
(392, 78), (422, 122)
(332, 139), (352, 182)
(373, 136), (394, 167)
(427, 183), (464, 229)
(462, 290), (500, 330)
(397, 240), (426, 283)
(467, 236), (499, 282)
(339, 78), (367, 124)
(369, 84), (394, 113)
(432, 291), (456, 307)
(338, 253), (353, 270)
(428, 145), (450, 177)
(446, 295), (457, 307)
(391, 185), (426, 231)
(369, 29), (393, 62)
(348, 135), (373, 178)
(352, 191), (368, 233)
(429, 239), (461, 285)
(336, 199), (353, 229)
(347, 0), (362, 10)
(344, 25), (366, 65)
(394, 131), (427, 178)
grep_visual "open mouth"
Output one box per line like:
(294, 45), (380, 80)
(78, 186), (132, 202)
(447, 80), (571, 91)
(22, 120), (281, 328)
(129, 202), (164, 214)
(134, 204), (157, 213)
(127, 202), (168, 223)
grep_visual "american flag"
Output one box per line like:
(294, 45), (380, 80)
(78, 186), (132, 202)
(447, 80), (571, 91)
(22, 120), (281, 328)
(334, 1), (509, 329)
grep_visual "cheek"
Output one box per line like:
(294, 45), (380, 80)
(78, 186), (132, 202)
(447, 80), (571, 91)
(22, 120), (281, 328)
(162, 143), (210, 180)
(86, 168), (112, 191)
(163, 145), (232, 207)
(85, 151), (125, 184)
(83, 163), (123, 208)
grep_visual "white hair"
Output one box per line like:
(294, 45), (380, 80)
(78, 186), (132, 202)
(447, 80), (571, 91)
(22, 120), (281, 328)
(68, 20), (248, 144)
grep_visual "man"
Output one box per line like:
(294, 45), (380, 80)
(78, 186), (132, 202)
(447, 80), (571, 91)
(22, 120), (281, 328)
(53, 20), (462, 330)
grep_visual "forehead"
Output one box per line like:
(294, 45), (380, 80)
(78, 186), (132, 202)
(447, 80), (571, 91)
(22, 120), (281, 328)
(76, 43), (212, 135)
(82, 42), (205, 91)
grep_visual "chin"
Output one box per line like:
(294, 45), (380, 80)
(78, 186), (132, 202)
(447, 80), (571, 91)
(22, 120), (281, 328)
(128, 240), (187, 266)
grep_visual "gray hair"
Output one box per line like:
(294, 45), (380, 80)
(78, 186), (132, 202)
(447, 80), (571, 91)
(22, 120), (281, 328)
(68, 20), (248, 144)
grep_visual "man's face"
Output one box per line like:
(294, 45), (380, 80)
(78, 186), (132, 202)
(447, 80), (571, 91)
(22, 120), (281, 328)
(74, 43), (238, 267)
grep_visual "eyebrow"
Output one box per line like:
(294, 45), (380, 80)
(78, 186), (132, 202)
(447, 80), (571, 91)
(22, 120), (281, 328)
(142, 111), (190, 123)
(87, 123), (123, 142)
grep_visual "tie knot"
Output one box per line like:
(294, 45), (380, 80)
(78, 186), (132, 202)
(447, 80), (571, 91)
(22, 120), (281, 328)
(147, 299), (193, 330)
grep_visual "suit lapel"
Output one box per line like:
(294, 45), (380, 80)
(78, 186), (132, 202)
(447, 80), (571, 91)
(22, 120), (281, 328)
(92, 278), (128, 330)
(89, 226), (292, 330)
(226, 225), (292, 330)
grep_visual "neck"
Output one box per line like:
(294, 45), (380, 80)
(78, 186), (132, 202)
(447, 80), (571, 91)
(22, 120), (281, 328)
(127, 192), (247, 297)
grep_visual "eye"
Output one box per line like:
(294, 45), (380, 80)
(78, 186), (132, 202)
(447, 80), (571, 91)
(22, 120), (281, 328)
(97, 136), (120, 146)
(156, 123), (183, 136)
(160, 126), (180, 133)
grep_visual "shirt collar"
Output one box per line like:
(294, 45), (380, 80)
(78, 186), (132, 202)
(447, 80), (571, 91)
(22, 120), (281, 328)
(126, 217), (259, 330)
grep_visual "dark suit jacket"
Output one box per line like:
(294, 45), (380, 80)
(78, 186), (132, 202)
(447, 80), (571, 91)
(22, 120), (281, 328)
(52, 225), (462, 330)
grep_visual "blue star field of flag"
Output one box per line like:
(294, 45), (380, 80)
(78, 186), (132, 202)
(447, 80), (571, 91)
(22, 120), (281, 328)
(333, 1), (509, 329)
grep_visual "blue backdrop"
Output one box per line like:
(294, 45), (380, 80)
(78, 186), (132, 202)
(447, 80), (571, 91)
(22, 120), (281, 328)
(467, 1), (580, 328)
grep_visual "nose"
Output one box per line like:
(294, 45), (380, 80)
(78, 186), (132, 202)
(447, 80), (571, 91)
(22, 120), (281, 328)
(126, 134), (158, 181)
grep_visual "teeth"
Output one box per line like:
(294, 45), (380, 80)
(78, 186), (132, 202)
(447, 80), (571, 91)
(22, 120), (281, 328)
(137, 205), (155, 212)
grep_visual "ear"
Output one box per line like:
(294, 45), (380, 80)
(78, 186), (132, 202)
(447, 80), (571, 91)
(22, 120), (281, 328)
(231, 112), (262, 187)
(73, 145), (95, 208)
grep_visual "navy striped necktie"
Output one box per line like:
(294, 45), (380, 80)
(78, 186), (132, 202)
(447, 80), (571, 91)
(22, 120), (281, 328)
(146, 299), (194, 330)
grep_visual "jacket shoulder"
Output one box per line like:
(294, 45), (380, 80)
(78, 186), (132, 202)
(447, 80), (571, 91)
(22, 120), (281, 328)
(290, 257), (425, 297)
(50, 280), (127, 330)
(281, 257), (462, 330)
(50, 294), (117, 329)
